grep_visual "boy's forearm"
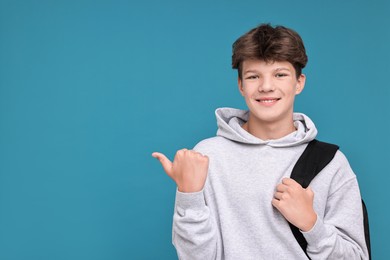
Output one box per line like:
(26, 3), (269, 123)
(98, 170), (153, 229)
(172, 190), (218, 260)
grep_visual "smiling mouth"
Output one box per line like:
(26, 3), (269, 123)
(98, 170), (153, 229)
(256, 98), (281, 103)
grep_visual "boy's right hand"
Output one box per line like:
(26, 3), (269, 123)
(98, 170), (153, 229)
(152, 149), (209, 193)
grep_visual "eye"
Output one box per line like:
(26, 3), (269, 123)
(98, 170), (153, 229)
(245, 75), (259, 80)
(275, 73), (288, 78)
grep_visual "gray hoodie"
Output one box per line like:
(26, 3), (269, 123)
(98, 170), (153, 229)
(172, 108), (368, 260)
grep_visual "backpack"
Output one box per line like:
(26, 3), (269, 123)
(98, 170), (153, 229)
(289, 139), (371, 259)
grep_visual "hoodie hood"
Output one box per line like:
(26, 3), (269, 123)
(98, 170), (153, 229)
(216, 107), (317, 147)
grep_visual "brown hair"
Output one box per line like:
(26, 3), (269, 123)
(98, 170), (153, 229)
(232, 23), (308, 79)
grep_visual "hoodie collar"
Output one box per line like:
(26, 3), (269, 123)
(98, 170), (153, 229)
(215, 107), (317, 147)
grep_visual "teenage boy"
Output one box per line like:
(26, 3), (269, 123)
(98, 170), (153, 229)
(152, 24), (368, 259)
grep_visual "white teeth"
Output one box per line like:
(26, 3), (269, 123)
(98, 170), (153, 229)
(259, 99), (277, 103)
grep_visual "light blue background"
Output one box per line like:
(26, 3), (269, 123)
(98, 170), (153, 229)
(0, 0), (389, 259)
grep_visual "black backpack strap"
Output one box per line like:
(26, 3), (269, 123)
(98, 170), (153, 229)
(289, 139), (339, 258)
(362, 200), (372, 260)
(290, 139), (339, 189)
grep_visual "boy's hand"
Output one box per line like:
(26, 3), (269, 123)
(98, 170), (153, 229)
(152, 149), (209, 193)
(272, 178), (317, 232)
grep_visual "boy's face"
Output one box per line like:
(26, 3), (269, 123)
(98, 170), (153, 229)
(238, 59), (305, 127)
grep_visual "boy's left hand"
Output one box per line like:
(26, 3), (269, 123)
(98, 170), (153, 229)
(272, 178), (317, 232)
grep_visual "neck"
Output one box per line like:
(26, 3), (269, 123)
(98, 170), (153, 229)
(242, 114), (296, 140)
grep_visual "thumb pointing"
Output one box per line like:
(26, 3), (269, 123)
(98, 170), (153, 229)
(152, 152), (173, 176)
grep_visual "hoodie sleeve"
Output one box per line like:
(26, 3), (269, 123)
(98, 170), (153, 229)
(302, 151), (369, 260)
(172, 189), (218, 260)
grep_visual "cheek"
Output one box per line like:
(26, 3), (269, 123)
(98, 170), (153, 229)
(240, 87), (250, 97)
(240, 90), (253, 103)
(286, 92), (298, 104)
(283, 85), (298, 97)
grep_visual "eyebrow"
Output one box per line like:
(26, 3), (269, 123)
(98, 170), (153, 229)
(274, 67), (291, 72)
(243, 67), (292, 75)
(243, 69), (259, 75)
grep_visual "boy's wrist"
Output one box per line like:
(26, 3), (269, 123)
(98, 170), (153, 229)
(299, 212), (317, 232)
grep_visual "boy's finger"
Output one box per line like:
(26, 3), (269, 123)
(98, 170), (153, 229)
(282, 178), (300, 187)
(152, 152), (173, 176)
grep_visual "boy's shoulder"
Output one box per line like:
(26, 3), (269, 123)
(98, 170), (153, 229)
(193, 136), (225, 148)
(193, 136), (233, 155)
(309, 147), (358, 198)
(326, 149), (355, 176)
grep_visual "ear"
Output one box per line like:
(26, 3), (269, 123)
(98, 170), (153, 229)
(238, 77), (244, 96)
(295, 74), (306, 95)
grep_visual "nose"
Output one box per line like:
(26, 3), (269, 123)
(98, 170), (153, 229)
(258, 77), (275, 92)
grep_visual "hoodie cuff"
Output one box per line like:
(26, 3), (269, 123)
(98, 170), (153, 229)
(301, 215), (330, 247)
(175, 189), (206, 211)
